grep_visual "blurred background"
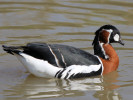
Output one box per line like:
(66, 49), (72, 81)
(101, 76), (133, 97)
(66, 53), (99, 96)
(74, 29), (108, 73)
(0, 0), (133, 100)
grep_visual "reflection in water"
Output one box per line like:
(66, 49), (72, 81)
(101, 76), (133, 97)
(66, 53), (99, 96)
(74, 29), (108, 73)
(94, 90), (121, 100)
(94, 72), (122, 100)
(4, 71), (120, 99)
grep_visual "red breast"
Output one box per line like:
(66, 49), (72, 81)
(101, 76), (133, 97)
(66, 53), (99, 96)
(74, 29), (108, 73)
(100, 44), (119, 75)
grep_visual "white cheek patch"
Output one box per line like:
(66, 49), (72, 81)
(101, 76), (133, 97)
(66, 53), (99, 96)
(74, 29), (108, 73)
(114, 34), (119, 41)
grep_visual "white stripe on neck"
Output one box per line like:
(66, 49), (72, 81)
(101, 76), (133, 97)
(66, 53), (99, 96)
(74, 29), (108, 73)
(99, 42), (109, 59)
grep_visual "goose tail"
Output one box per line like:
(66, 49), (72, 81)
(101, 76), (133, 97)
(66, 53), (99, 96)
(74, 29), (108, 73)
(2, 45), (23, 55)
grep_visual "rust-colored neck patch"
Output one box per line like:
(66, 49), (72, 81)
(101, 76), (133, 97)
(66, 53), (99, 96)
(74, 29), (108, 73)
(100, 44), (119, 75)
(99, 30), (110, 44)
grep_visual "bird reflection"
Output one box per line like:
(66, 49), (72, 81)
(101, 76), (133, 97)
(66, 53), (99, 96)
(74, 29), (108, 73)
(4, 71), (121, 99)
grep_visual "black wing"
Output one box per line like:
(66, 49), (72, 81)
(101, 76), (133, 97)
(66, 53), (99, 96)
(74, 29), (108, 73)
(22, 42), (101, 68)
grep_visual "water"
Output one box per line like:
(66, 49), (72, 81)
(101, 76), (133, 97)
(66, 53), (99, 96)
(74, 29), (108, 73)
(0, 0), (133, 100)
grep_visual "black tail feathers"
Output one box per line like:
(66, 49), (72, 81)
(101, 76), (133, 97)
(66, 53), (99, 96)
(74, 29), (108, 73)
(2, 45), (22, 55)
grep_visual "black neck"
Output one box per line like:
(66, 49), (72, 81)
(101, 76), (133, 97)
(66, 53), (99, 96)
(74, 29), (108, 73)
(93, 41), (108, 59)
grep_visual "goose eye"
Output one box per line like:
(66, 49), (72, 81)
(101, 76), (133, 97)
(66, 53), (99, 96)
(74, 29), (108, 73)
(114, 34), (119, 41)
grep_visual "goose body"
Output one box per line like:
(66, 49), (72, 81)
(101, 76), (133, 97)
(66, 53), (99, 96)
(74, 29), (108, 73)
(2, 25), (124, 79)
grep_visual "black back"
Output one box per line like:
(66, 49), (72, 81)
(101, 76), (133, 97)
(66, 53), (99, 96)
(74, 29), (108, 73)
(23, 43), (100, 68)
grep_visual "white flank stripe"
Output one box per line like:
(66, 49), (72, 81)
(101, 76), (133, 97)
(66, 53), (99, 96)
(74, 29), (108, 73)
(61, 64), (101, 79)
(48, 45), (60, 67)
